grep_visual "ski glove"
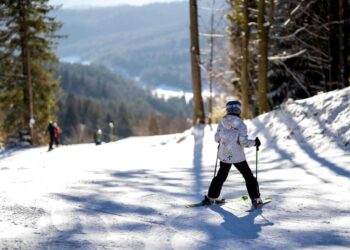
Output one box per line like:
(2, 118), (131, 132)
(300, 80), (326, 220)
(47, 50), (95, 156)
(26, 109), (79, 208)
(255, 137), (261, 147)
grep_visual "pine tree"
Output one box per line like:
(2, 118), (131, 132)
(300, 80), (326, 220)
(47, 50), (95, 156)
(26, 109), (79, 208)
(116, 104), (133, 138)
(148, 115), (160, 135)
(0, 0), (62, 146)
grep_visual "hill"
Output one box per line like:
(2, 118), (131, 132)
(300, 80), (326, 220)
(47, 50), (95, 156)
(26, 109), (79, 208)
(54, 2), (192, 90)
(0, 87), (349, 248)
(56, 63), (192, 143)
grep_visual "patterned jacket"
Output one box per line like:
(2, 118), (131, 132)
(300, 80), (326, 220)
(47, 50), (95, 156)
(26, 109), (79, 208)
(215, 115), (255, 164)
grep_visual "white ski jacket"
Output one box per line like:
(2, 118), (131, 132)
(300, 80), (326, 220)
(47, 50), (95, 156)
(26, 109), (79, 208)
(215, 115), (256, 164)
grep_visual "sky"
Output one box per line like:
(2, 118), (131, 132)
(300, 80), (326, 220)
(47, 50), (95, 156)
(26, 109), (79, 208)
(50, 0), (185, 8)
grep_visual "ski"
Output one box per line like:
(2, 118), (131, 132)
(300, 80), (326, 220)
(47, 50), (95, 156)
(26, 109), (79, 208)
(185, 195), (249, 208)
(245, 197), (272, 212)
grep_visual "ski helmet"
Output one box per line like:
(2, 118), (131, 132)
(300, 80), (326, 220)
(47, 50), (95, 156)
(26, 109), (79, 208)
(226, 101), (241, 115)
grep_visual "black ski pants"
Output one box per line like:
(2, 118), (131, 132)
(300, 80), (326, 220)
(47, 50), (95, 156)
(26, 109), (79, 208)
(48, 135), (54, 150)
(207, 161), (260, 200)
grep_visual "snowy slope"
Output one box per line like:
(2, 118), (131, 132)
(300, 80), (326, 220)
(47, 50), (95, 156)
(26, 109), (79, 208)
(0, 87), (350, 249)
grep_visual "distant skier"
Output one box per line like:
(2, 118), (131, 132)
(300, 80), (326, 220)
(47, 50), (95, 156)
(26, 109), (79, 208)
(94, 129), (102, 145)
(53, 122), (61, 147)
(202, 101), (262, 209)
(46, 121), (56, 151)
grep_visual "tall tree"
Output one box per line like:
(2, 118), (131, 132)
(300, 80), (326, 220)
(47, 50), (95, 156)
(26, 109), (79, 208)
(331, 0), (350, 88)
(257, 0), (273, 114)
(198, 0), (227, 126)
(226, 0), (252, 119)
(18, 0), (34, 143)
(117, 104), (133, 138)
(189, 0), (205, 125)
(240, 0), (251, 118)
(342, 0), (350, 87)
(0, 0), (62, 145)
(206, 0), (216, 126)
(329, 0), (341, 89)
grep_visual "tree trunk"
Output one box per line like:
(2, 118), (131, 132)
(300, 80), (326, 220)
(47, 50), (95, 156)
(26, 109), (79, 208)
(19, 0), (34, 144)
(207, 0), (215, 127)
(189, 0), (205, 125)
(340, 0), (349, 87)
(338, 0), (345, 88)
(257, 0), (269, 114)
(241, 0), (251, 119)
(329, 0), (340, 90)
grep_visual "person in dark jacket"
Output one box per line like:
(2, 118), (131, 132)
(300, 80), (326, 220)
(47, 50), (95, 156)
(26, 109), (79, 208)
(46, 121), (56, 151)
(203, 101), (262, 209)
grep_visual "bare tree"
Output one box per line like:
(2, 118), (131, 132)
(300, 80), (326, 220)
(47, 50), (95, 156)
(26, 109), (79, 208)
(240, 0), (251, 118)
(329, 0), (349, 88)
(257, 0), (274, 114)
(198, 0), (227, 126)
(189, 0), (205, 125)
(206, 0), (215, 126)
(225, 0), (255, 118)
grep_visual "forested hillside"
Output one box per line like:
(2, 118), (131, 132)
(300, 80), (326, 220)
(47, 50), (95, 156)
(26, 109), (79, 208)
(56, 63), (191, 144)
(54, 2), (191, 90)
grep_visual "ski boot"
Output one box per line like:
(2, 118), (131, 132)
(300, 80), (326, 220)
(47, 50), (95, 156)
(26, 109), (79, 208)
(202, 195), (225, 205)
(250, 197), (263, 210)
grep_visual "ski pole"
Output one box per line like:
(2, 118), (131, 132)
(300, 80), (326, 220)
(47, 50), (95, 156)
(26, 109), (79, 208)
(213, 145), (219, 177)
(256, 142), (260, 181)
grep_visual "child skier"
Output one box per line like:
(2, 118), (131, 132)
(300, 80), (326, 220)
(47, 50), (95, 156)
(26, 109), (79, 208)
(94, 129), (102, 145)
(203, 101), (262, 209)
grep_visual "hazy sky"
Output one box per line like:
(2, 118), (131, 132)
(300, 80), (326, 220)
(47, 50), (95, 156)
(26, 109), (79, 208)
(50, 0), (185, 8)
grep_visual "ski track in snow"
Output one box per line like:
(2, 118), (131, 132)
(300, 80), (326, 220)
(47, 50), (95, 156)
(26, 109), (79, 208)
(0, 87), (350, 249)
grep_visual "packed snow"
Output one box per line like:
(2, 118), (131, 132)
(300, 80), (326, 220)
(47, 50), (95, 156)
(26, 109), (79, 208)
(0, 87), (349, 249)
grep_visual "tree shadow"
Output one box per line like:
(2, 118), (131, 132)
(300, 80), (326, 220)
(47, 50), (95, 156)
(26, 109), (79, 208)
(291, 95), (350, 150)
(55, 193), (156, 217)
(251, 117), (347, 184)
(192, 125), (205, 197)
(36, 224), (91, 250)
(275, 108), (350, 178)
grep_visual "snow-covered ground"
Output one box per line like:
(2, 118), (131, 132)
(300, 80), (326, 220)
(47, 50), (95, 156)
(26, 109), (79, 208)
(0, 87), (349, 249)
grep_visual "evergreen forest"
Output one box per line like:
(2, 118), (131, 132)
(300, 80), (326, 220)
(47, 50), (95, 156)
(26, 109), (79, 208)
(56, 63), (192, 144)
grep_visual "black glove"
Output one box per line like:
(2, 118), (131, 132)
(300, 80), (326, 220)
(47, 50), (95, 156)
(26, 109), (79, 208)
(255, 137), (261, 147)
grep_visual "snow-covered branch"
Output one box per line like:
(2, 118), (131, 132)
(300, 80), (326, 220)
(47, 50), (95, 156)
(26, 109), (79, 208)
(273, 26), (306, 40)
(199, 32), (225, 38)
(296, 37), (329, 58)
(283, 0), (305, 26)
(268, 49), (306, 61)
